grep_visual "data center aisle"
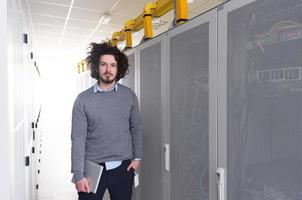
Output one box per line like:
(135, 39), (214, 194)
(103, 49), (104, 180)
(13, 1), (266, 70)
(36, 56), (77, 200)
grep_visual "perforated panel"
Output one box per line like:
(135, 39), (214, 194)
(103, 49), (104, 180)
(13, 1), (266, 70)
(169, 22), (210, 200)
(225, 0), (302, 199)
(140, 41), (163, 200)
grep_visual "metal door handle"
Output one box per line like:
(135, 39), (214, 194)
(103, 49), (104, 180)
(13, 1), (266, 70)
(164, 144), (170, 171)
(216, 168), (225, 200)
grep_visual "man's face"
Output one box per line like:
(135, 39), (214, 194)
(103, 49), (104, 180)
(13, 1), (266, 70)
(98, 54), (118, 84)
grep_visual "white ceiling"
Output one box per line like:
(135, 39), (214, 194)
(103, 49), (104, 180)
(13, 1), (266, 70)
(27, 0), (221, 58)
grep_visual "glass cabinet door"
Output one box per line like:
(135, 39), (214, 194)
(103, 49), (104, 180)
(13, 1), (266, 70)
(218, 0), (302, 199)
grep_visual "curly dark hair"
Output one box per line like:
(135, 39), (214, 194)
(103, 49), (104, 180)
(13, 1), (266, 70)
(86, 42), (129, 82)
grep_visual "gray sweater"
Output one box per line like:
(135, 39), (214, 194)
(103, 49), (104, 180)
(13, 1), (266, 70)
(71, 83), (142, 181)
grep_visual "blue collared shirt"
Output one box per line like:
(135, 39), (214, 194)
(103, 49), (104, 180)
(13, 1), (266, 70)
(93, 81), (118, 93)
(93, 82), (141, 170)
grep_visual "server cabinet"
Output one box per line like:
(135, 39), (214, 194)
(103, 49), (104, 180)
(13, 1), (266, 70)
(138, 35), (165, 200)
(166, 9), (217, 200)
(218, 0), (302, 199)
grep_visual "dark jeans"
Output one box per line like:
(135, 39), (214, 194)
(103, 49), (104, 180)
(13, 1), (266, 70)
(78, 159), (134, 200)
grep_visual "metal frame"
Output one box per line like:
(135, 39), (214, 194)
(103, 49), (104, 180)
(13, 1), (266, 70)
(162, 32), (170, 200)
(166, 8), (218, 200)
(125, 45), (139, 200)
(217, 0), (258, 200)
(125, 47), (140, 200)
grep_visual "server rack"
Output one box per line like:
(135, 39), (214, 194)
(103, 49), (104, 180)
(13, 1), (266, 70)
(126, 0), (301, 199)
(218, 0), (302, 199)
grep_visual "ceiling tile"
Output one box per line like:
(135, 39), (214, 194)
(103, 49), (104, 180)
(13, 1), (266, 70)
(61, 42), (82, 49)
(29, 1), (69, 17)
(109, 15), (128, 26)
(29, 0), (71, 7)
(67, 19), (97, 30)
(69, 7), (102, 22)
(64, 31), (88, 38)
(88, 38), (109, 44)
(189, 0), (223, 16)
(31, 14), (66, 26)
(63, 37), (87, 43)
(64, 27), (93, 36)
(33, 23), (63, 32)
(90, 32), (111, 41)
(36, 38), (61, 48)
(96, 24), (122, 34)
(36, 35), (61, 41)
(35, 30), (62, 37)
(111, 0), (150, 18)
(73, 0), (117, 12)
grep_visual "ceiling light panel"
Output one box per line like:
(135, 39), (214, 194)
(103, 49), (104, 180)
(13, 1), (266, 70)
(101, 15), (111, 24)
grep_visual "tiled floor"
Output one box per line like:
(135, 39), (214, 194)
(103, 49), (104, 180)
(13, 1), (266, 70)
(38, 190), (110, 200)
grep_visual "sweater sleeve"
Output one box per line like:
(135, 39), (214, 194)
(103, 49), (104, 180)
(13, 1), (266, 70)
(71, 96), (87, 182)
(129, 92), (143, 159)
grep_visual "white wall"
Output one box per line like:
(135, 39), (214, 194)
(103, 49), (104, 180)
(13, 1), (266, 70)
(0, 1), (10, 200)
(5, 0), (39, 199)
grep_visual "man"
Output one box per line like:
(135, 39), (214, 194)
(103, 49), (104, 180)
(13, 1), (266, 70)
(71, 42), (142, 200)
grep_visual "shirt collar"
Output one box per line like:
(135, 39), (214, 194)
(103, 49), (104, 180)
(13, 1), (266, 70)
(93, 81), (118, 93)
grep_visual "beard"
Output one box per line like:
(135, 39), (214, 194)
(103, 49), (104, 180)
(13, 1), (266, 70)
(99, 73), (116, 84)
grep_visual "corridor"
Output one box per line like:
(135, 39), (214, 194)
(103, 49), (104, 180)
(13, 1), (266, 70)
(1, 0), (302, 200)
